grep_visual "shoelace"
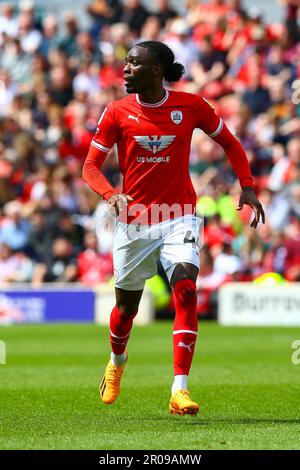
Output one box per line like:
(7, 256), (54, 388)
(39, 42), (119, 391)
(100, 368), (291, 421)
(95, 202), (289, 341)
(106, 363), (123, 384)
(178, 390), (190, 397)
(175, 390), (192, 402)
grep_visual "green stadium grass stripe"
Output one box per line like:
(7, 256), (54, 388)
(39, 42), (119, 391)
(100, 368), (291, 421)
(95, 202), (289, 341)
(0, 323), (299, 450)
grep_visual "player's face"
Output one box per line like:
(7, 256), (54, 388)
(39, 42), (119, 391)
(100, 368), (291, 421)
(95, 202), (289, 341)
(123, 46), (159, 94)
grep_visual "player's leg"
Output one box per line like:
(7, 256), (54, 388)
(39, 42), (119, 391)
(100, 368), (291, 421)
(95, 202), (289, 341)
(100, 288), (143, 405)
(169, 262), (199, 415)
(100, 220), (159, 405)
(159, 215), (201, 415)
(110, 287), (144, 364)
(171, 262), (198, 386)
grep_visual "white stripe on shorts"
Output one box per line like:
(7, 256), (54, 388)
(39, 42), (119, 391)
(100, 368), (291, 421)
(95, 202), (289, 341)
(173, 330), (198, 335)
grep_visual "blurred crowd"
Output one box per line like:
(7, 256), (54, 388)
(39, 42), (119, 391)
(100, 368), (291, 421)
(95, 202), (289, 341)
(0, 0), (299, 316)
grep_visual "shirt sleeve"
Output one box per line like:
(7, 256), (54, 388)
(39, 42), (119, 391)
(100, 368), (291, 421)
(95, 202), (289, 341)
(193, 96), (224, 138)
(82, 103), (119, 200)
(89, 104), (119, 158)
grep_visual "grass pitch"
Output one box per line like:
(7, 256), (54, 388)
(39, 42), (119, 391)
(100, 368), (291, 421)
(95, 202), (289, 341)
(0, 322), (299, 450)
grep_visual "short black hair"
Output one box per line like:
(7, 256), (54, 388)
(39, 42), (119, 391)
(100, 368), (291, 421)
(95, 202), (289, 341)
(136, 41), (185, 83)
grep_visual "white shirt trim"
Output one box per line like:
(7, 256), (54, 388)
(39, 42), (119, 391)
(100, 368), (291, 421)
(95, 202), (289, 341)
(173, 330), (198, 336)
(208, 118), (223, 138)
(91, 140), (110, 153)
(97, 107), (107, 125)
(136, 89), (169, 107)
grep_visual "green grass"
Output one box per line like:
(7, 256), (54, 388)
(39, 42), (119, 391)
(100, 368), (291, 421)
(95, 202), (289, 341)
(0, 322), (299, 450)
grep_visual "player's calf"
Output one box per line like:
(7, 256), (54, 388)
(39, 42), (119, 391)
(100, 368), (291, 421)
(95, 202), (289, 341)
(171, 279), (199, 414)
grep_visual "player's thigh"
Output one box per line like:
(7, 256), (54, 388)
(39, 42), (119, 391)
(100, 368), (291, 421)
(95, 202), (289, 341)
(159, 215), (201, 285)
(113, 221), (160, 291)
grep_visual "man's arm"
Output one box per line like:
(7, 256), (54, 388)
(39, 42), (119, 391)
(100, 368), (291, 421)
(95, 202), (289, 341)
(82, 151), (119, 201)
(82, 151), (133, 214)
(82, 104), (133, 214)
(196, 97), (265, 228)
(213, 123), (265, 229)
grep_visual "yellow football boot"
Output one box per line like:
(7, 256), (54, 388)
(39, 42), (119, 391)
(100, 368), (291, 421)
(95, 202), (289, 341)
(169, 389), (199, 416)
(99, 354), (128, 404)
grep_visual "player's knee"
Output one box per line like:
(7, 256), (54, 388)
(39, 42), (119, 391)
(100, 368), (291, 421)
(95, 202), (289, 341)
(117, 304), (137, 318)
(173, 279), (197, 305)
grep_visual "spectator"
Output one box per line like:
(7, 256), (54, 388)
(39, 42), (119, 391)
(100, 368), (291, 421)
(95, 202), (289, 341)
(262, 230), (288, 276)
(154, 0), (177, 29)
(78, 231), (113, 285)
(139, 16), (162, 42)
(268, 143), (290, 192)
(0, 201), (29, 251)
(190, 35), (227, 96)
(196, 245), (228, 317)
(120, 0), (149, 37)
(87, 0), (123, 37)
(58, 13), (79, 58)
(49, 65), (73, 107)
(242, 70), (271, 116)
(0, 0), (298, 297)
(0, 242), (34, 283)
(39, 15), (60, 58)
(74, 31), (102, 66)
(32, 236), (78, 284)
(282, 138), (300, 185)
(18, 5), (42, 54)
(0, 3), (18, 41)
(56, 210), (84, 253)
(233, 225), (265, 275)
(0, 69), (19, 117)
(165, 18), (199, 79)
(213, 241), (244, 275)
(0, 37), (32, 89)
(28, 208), (53, 262)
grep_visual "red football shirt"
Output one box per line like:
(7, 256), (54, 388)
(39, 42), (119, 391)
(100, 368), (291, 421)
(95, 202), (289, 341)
(89, 90), (224, 223)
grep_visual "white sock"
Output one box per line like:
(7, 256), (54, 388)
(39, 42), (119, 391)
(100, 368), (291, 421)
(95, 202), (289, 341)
(171, 375), (188, 395)
(111, 352), (127, 367)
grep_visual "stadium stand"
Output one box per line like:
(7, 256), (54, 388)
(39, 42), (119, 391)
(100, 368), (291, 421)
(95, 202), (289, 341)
(0, 0), (299, 318)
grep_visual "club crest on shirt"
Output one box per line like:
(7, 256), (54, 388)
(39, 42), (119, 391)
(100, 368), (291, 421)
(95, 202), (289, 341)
(134, 135), (175, 154)
(170, 110), (183, 125)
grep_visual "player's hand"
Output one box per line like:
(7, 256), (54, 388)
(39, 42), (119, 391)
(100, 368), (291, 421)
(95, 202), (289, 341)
(237, 186), (265, 229)
(108, 193), (134, 216)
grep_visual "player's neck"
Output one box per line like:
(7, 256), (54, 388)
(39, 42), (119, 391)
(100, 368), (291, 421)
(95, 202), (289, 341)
(138, 87), (166, 105)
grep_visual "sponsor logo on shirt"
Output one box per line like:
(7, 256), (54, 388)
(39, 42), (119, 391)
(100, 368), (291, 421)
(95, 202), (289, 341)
(134, 135), (175, 154)
(170, 110), (183, 124)
(137, 156), (170, 163)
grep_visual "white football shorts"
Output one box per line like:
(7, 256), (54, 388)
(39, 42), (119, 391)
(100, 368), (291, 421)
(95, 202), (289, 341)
(113, 215), (202, 290)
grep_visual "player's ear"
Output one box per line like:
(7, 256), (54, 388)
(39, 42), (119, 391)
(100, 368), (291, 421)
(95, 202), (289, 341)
(152, 63), (163, 78)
